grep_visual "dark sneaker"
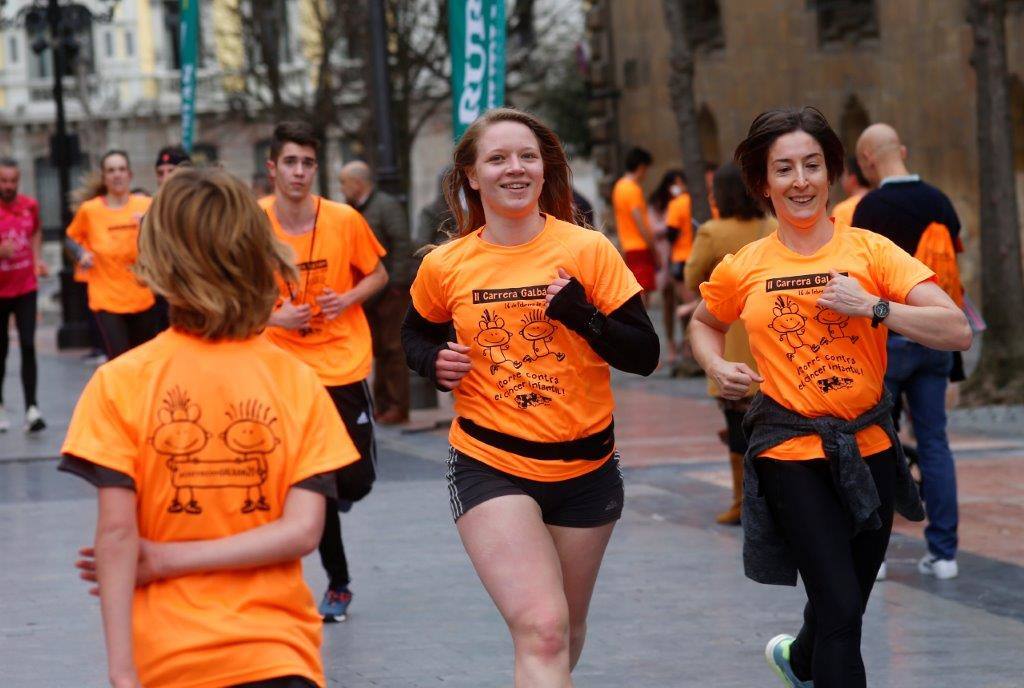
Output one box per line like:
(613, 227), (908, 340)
(765, 634), (813, 687)
(318, 587), (353, 622)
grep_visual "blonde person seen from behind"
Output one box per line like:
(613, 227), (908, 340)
(689, 107), (970, 688)
(402, 108), (659, 687)
(63, 168), (360, 688)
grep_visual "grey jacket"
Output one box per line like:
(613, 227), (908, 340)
(356, 190), (415, 287)
(740, 391), (925, 586)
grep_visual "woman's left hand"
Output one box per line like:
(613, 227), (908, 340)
(545, 268), (573, 304)
(817, 269), (875, 318)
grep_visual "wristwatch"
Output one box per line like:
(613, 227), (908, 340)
(870, 299), (890, 328)
(585, 309), (607, 337)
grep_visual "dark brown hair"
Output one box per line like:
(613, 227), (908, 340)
(712, 162), (764, 220)
(135, 167), (297, 340)
(269, 120), (321, 162)
(733, 107), (844, 214)
(443, 107), (577, 238)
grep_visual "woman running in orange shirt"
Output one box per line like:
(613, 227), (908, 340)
(66, 150), (159, 359)
(689, 107), (970, 688)
(402, 108), (659, 687)
(63, 168), (358, 688)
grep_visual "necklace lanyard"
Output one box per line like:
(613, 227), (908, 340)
(285, 197), (322, 304)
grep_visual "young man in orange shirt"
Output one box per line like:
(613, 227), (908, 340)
(262, 122), (389, 621)
(611, 147), (658, 300)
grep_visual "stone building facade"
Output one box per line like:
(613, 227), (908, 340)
(586, 0), (1024, 287)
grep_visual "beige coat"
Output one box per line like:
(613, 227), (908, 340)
(685, 216), (777, 398)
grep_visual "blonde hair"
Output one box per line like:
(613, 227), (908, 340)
(135, 167), (297, 339)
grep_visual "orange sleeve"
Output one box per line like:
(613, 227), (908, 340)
(292, 384), (360, 484)
(349, 211), (387, 275)
(61, 368), (139, 482)
(409, 249), (451, 323)
(870, 235), (936, 304)
(581, 233), (643, 313)
(699, 253), (743, 324)
(66, 205), (89, 246)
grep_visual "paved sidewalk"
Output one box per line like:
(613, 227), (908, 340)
(3, 326), (1024, 685)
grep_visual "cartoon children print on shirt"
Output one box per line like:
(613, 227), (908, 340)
(519, 309), (566, 364)
(150, 387), (212, 514)
(814, 305), (860, 345)
(221, 400), (280, 513)
(476, 308), (522, 374)
(768, 295), (808, 360)
(150, 389), (280, 516)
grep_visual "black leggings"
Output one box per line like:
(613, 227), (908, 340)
(94, 306), (161, 359)
(756, 449), (896, 688)
(318, 380), (376, 590)
(0, 290), (38, 409)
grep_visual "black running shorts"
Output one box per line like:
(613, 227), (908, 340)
(445, 447), (624, 527)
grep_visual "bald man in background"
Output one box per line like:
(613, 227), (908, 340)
(854, 123), (963, 580)
(340, 161), (415, 424)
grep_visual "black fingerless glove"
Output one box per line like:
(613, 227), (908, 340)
(546, 277), (604, 336)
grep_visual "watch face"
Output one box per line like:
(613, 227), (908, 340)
(873, 301), (890, 319)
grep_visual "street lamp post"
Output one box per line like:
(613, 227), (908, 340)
(1, 0), (120, 348)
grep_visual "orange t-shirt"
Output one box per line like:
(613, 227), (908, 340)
(411, 214), (642, 481)
(61, 328), (358, 688)
(261, 196), (386, 386)
(665, 192), (693, 263)
(611, 176), (649, 252)
(700, 226), (934, 460)
(66, 195), (155, 313)
(831, 194), (862, 229)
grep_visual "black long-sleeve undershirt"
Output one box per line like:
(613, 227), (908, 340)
(401, 285), (659, 389)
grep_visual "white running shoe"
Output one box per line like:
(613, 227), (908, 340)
(918, 553), (958, 579)
(0, 406), (9, 432)
(25, 405), (46, 433)
(875, 560), (887, 581)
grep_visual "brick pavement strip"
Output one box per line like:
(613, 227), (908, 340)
(4, 332), (1024, 684)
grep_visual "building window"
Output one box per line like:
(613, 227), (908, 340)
(124, 30), (134, 57)
(8, 36), (18, 63)
(191, 143), (218, 164)
(812, 0), (879, 46)
(839, 94), (870, 154)
(104, 30), (114, 58)
(162, 0), (204, 69)
(697, 104), (720, 165)
(683, 0), (724, 52)
(34, 155), (88, 233)
(254, 0), (293, 65)
(254, 139), (272, 169)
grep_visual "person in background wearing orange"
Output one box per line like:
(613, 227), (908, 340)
(0, 157), (47, 433)
(690, 107), (970, 688)
(684, 162), (775, 525)
(705, 162), (720, 219)
(612, 147), (659, 302)
(403, 108), (658, 686)
(665, 171), (704, 376)
(261, 121), (388, 623)
(62, 167), (359, 688)
(66, 151), (159, 360)
(830, 154), (870, 229)
(647, 169), (687, 367)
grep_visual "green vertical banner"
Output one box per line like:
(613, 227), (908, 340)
(179, 0), (199, 152)
(449, 0), (506, 141)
